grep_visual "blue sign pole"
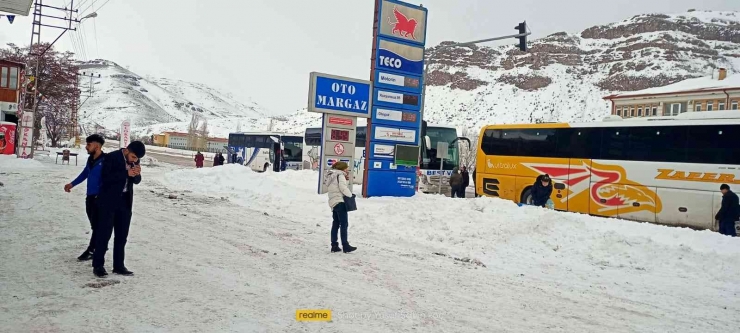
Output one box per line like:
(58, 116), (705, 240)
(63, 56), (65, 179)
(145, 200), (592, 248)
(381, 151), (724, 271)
(364, 0), (428, 198)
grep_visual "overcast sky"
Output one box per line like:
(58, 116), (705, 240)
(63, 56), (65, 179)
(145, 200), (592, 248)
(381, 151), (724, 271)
(1, 0), (739, 115)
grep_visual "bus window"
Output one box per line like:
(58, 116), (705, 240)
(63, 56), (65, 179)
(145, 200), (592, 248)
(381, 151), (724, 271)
(601, 127), (628, 160)
(355, 126), (367, 148)
(305, 128), (322, 146)
(627, 126), (686, 162)
(518, 129), (557, 157)
(481, 129), (518, 156)
(687, 125), (740, 165)
(555, 128), (601, 159)
(282, 136), (303, 162)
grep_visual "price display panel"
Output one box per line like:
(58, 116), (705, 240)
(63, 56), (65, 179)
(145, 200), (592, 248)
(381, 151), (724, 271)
(331, 129), (350, 142)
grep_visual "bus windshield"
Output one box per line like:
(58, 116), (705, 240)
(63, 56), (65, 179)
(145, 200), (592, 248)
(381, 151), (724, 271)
(281, 136), (303, 162)
(421, 127), (459, 170)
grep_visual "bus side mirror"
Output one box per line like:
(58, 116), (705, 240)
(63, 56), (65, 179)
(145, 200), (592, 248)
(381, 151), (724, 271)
(424, 136), (431, 150)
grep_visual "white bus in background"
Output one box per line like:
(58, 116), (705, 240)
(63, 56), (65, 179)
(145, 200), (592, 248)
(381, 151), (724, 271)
(304, 122), (469, 193)
(228, 132), (304, 172)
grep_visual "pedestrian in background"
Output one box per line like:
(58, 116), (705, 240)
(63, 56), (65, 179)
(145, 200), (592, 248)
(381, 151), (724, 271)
(460, 166), (470, 198)
(218, 153), (225, 166)
(194, 151), (204, 168)
(449, 167), (463, 198)
(716, 184), (739, 237)
(64, 134), (106, 261)
(92, 141), (145, 277)
(325, 162), (356, 253)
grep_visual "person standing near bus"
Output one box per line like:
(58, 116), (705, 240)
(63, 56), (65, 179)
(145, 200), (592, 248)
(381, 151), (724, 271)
(194, 151), (204, 168)
(461, 166), (470, 198)
(530, 174), (553, 207)
(449, 167), (463, 198)
(716, 184), (739, 237)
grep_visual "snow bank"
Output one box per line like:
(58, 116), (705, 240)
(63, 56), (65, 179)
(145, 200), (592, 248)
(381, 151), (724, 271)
(0, 155), (46, 169)
(160, 165), (740, 290)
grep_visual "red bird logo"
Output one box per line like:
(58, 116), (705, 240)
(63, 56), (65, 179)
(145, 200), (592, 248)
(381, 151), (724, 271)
(389, 6), (418, 40)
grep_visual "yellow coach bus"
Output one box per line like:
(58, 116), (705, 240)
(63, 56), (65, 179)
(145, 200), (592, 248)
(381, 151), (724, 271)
(474, 111), (740, 231)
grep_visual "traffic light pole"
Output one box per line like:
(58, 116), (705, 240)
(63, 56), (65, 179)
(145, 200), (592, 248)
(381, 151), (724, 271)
(418, 26), (531, 166)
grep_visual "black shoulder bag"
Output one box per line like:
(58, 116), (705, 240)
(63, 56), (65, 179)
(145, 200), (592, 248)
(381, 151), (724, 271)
(336, 174), (357, 212)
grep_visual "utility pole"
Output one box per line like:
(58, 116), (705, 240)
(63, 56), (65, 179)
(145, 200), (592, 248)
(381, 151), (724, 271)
(23, 0), (80, 158)
(72, 71), (101, 145)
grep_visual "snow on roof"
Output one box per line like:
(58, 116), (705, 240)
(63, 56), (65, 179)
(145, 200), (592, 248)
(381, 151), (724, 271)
(0, 0), (34, 16)
(608, 73), (740, 99)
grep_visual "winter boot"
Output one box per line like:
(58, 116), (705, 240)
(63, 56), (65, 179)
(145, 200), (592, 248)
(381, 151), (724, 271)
(112, 267), (134, 276)
(93, 266), (108, 278)
(77, 249), (93, 261)
(331, 245), (342, 253)
(342, 245), (357, 253)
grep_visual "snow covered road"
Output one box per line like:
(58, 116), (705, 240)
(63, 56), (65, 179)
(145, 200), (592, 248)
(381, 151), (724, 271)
(1, 154), (739, 332)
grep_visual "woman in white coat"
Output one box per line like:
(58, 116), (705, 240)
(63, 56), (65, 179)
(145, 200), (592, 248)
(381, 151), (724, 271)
(325, 162), (357, 253)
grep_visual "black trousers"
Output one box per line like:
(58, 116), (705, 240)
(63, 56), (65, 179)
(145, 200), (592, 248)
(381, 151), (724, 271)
(84, 195), (99, 252)
(331, 203), (349, 247)
(92, 196), (132, 269)
(719, 219), (737, 237)
(451, 186), (465, 198)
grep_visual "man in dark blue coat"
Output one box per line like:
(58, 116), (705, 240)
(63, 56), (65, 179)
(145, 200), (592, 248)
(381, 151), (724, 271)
(64, 134), (106, 261)
(716, 184), (739, 237)
(530, 174), (553, 207)
(92, 141), (145, 277)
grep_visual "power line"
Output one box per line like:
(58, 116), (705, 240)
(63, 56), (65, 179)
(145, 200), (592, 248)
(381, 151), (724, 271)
(74, 0), (91, 11)
(75, 24), (87, 60)
(80, 23), (89, 60)
(92, 0), (99, 58)
(67, 32), (79, 57)
(79, 0), (111, 17)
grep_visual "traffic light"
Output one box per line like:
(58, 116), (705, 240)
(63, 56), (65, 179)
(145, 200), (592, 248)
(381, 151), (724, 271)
(515, 21), (527, 52)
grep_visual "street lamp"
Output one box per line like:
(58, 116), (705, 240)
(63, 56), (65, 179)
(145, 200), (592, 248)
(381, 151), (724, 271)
(80, 12), (98, 21)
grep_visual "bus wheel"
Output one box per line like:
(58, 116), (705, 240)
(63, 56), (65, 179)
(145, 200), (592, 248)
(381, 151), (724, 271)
(264, 163), (270, 172)
(520, 187), (534, 205)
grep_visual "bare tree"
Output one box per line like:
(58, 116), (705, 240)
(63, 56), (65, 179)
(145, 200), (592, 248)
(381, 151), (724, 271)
(2, 43), (79, 147)
(41, 102), (73, 147)
(198, 117), (208, 150)
(459, 128), (479, 170)
(186, 113), (209, 151)
(186, 113), (199, 150)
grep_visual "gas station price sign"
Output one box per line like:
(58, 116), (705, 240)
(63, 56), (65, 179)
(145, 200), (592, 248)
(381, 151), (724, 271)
(331, 129), (350, 142)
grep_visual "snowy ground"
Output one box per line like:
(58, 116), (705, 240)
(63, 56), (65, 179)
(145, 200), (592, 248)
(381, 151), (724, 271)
(1, 154), (739, 332)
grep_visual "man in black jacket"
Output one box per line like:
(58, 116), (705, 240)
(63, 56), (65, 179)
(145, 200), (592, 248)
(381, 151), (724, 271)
(460, 166), (470, 198)
(530, 174), (553, 207)
(716, 184), (739, 237)
(92, 141), (145, 277)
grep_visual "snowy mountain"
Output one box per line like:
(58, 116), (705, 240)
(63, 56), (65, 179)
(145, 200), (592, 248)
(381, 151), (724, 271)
(76, 60), (267, 136)
(99, 10), (740, 139)
(265, 10), (740, 134)
(421, 10), (740, 130)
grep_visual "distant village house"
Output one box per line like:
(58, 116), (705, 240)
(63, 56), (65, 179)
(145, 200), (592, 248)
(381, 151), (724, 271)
(153, 131), (228, 153)
(604, 68), (740, 118)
